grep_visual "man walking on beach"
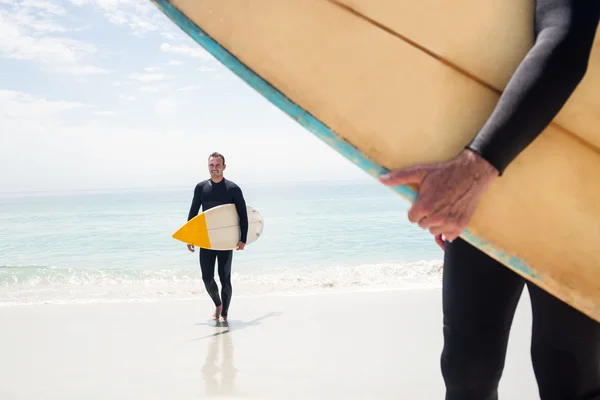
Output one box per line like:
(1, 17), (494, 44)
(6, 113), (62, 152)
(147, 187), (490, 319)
(380, 1), (600, 399)
(186, 152), (249, 323)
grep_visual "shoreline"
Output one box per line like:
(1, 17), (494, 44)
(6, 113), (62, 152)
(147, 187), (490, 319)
(0, 283), (443, 308)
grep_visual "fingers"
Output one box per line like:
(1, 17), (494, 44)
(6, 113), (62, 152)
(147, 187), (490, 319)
(416, 211), (444, 228)
(379, 165), (427, 186)
(441, 230), (462, 242)
(416, 208), (465, 241)
(434, 234), (445, 250)
(429, 226), (462, 242)
(408, 193), (437, 224)
(410, 196), (443, 225)
(428, 225), (445, 236)
(434, 213), (471, 241)
(408, 203), (427, 224)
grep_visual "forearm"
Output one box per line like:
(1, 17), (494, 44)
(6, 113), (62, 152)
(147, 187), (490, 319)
(239, 216), (249, 243)
(233, 192), (249, 242)
(467, 1), (599, 175)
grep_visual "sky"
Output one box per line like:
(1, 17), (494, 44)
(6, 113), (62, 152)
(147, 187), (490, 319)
(0, 0), (368, 192)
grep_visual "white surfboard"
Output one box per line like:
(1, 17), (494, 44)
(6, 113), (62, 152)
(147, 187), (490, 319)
(172, 204), (264, 250)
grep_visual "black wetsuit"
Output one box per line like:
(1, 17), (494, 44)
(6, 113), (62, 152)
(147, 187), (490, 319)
(187, 178), (248, 318)
(442, 1), (600, 399)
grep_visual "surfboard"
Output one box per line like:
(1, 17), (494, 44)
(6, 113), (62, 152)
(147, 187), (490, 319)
(151, 0), (600, 322)
(172, 204), (264, 250)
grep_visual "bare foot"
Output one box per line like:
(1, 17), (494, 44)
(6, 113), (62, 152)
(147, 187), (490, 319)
(212, 305), (222, 320)
(219, 315), (227, 323)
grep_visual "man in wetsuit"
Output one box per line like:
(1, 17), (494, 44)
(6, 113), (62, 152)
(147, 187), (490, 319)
(379, 1), (600, 399)
(187, 152), (249, 323)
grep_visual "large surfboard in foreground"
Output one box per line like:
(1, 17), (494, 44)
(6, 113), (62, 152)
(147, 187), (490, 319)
(150, 0), (600, 322)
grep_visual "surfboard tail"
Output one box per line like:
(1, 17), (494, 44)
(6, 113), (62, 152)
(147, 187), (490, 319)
(172, 213), (212, 249)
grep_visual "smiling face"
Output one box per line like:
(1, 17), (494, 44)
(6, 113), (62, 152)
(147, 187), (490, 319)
(207, 154), (226, 182)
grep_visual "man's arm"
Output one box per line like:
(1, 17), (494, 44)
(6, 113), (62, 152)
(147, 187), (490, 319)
(187, 184), (202, 221)
(232, 187), (248, 243)
(378, 0), (599, 242)
(467, 0), (599, 175)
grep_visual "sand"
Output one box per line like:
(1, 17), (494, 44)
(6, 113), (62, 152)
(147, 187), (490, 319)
(0, 288), (540, 399)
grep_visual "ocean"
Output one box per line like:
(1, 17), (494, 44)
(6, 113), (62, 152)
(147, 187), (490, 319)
(0, 180), (443, 306)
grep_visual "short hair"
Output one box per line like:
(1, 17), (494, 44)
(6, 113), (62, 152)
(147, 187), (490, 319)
(208, 152), (225, 165)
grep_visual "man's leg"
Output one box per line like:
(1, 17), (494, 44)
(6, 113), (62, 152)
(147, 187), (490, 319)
(441, 238), (525, 400)
(200, 248), (222, 318)
(216, 250), (233, 319)
(527, 282), (600, 400)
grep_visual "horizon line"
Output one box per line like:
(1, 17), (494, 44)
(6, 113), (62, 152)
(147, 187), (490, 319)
(0, 177), (377, 196)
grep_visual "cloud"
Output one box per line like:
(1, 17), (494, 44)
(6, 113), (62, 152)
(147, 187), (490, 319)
(176, 85), (199, 92)
(0, 89), (84, 120)
(0, 89), (200, 191)
(93, 110), (115, 116)
(0, 89), (367, 192)
(160, 43), (211, 60)
(128, 72), (171, 82)
(160, 31), (179, 40)
(167, 60), (182, 66)
(197, 66), (215, 72)
(62, 65), (111, 75)
(4, 1), (70, 33)
(136, 86), (163, 93)
(19, 0), (66, 16)
(0, 1), (110, 75)
(153, 97), (178, 117)
(68, 0), (180, 38)
(111, 80), (132, 88)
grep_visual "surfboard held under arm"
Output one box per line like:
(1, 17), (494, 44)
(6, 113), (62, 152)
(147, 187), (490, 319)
(172, 204), (264, 250)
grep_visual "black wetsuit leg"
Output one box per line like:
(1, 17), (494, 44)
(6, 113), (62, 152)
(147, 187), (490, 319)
(200, 248), (222, 308)
(441, 238), (600, 400)
(441, 238), (525, 400)
(528, 283), (600, 399)
(216, 250), (233, 318)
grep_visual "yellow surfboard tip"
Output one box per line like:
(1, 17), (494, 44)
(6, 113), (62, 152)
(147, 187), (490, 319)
(172, 213), (212, 249)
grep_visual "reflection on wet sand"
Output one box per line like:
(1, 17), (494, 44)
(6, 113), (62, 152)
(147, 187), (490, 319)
(199, 312), (282, 397)
(202, 328), (237, 397)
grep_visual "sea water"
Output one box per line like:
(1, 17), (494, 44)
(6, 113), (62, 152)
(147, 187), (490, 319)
(0, 180), (443, 306)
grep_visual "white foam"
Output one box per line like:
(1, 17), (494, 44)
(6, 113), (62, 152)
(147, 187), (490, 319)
(0, 260), (443, 306)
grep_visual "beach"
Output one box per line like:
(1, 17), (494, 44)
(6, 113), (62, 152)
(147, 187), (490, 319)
(0, 183), (541, 399)
(0, 287), (539, 399)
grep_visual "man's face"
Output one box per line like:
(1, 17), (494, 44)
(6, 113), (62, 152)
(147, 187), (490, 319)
(208, 156), (225, 179)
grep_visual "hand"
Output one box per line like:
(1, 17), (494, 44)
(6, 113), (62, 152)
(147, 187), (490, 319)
(235, 241), (245, 250)
(378, 149), (499, 242)
(187, 244), (195, 252)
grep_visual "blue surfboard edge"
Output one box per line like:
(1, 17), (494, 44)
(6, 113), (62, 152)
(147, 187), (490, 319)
(149, 0), (543, 284)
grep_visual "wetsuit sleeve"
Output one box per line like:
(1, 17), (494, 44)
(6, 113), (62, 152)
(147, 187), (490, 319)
(232, 187), (249, 243)
(187, 184), (202, 221)
(466, 0), (599, 175)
